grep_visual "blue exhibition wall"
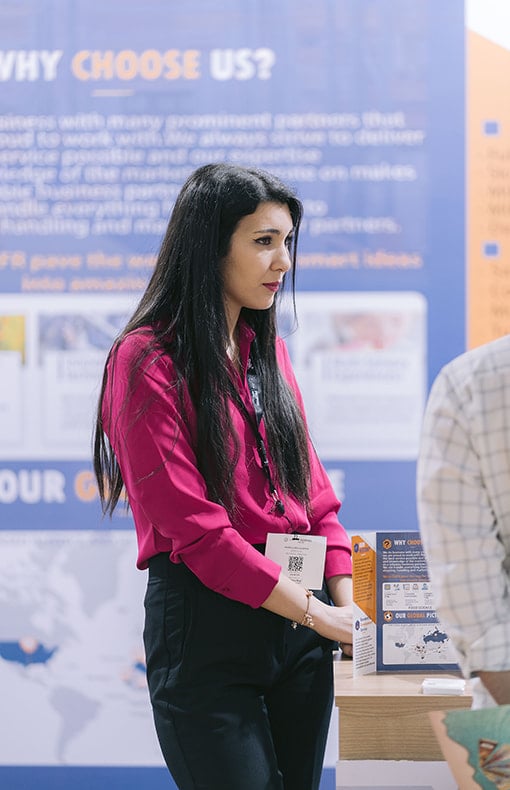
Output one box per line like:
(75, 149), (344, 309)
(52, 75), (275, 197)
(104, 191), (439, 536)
(0, 1), (464, 786)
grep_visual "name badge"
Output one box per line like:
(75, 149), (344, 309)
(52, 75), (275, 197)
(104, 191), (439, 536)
(265, 533), (326, 589)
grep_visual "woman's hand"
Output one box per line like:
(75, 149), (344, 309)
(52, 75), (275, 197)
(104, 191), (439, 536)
(261, 571), (353, 648)
(309, 598), (353, 646)
(339, 641), (353, 658)
(324, 573), (353, 655)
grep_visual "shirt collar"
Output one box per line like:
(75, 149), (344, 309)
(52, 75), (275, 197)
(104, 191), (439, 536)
(237, 320), (256, 372)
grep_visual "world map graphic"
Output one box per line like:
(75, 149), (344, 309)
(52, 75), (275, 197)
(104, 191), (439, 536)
(382, 622), (459, 665)
(0, 530), (164, 765)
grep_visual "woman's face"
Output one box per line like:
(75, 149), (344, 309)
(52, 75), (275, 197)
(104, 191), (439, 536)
(222, 201), (294, 335)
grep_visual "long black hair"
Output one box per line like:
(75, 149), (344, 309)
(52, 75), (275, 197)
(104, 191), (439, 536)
(94, 163), (311, 515)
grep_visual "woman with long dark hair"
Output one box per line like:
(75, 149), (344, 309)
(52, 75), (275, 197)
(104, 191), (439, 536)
(94, 163), (352, 790)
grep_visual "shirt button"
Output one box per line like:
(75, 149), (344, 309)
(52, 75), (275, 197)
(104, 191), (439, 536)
(286, 527), (293, 534)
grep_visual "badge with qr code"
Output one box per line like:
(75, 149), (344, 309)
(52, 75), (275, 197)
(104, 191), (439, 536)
(265, 534), (326, 588)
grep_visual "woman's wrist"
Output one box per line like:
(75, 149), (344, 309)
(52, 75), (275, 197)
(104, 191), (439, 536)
(305, 595), (353, 644)
(299, 594), (330, 632)
(290, 588), (315, 629)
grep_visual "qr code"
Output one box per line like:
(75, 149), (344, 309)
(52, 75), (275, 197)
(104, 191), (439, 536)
(288, 555), (303, 573)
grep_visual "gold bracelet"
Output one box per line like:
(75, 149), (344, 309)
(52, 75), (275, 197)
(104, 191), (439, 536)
(291, 589), (315, 629)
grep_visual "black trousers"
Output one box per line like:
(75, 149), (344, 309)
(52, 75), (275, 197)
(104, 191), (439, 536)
(143, 552), (335, 790)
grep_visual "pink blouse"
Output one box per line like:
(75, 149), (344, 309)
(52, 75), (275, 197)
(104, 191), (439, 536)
(103, 321), (352, 608)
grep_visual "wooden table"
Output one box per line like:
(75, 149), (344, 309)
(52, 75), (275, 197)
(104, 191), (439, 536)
(333, 657), (473, 788)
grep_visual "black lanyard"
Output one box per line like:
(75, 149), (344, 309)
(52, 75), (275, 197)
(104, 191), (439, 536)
(237, 361), (285, 516)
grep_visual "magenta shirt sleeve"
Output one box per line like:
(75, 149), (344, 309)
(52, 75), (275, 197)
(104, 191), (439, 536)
(275, 338), (352, 579)
(103, 333), (281, 608)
